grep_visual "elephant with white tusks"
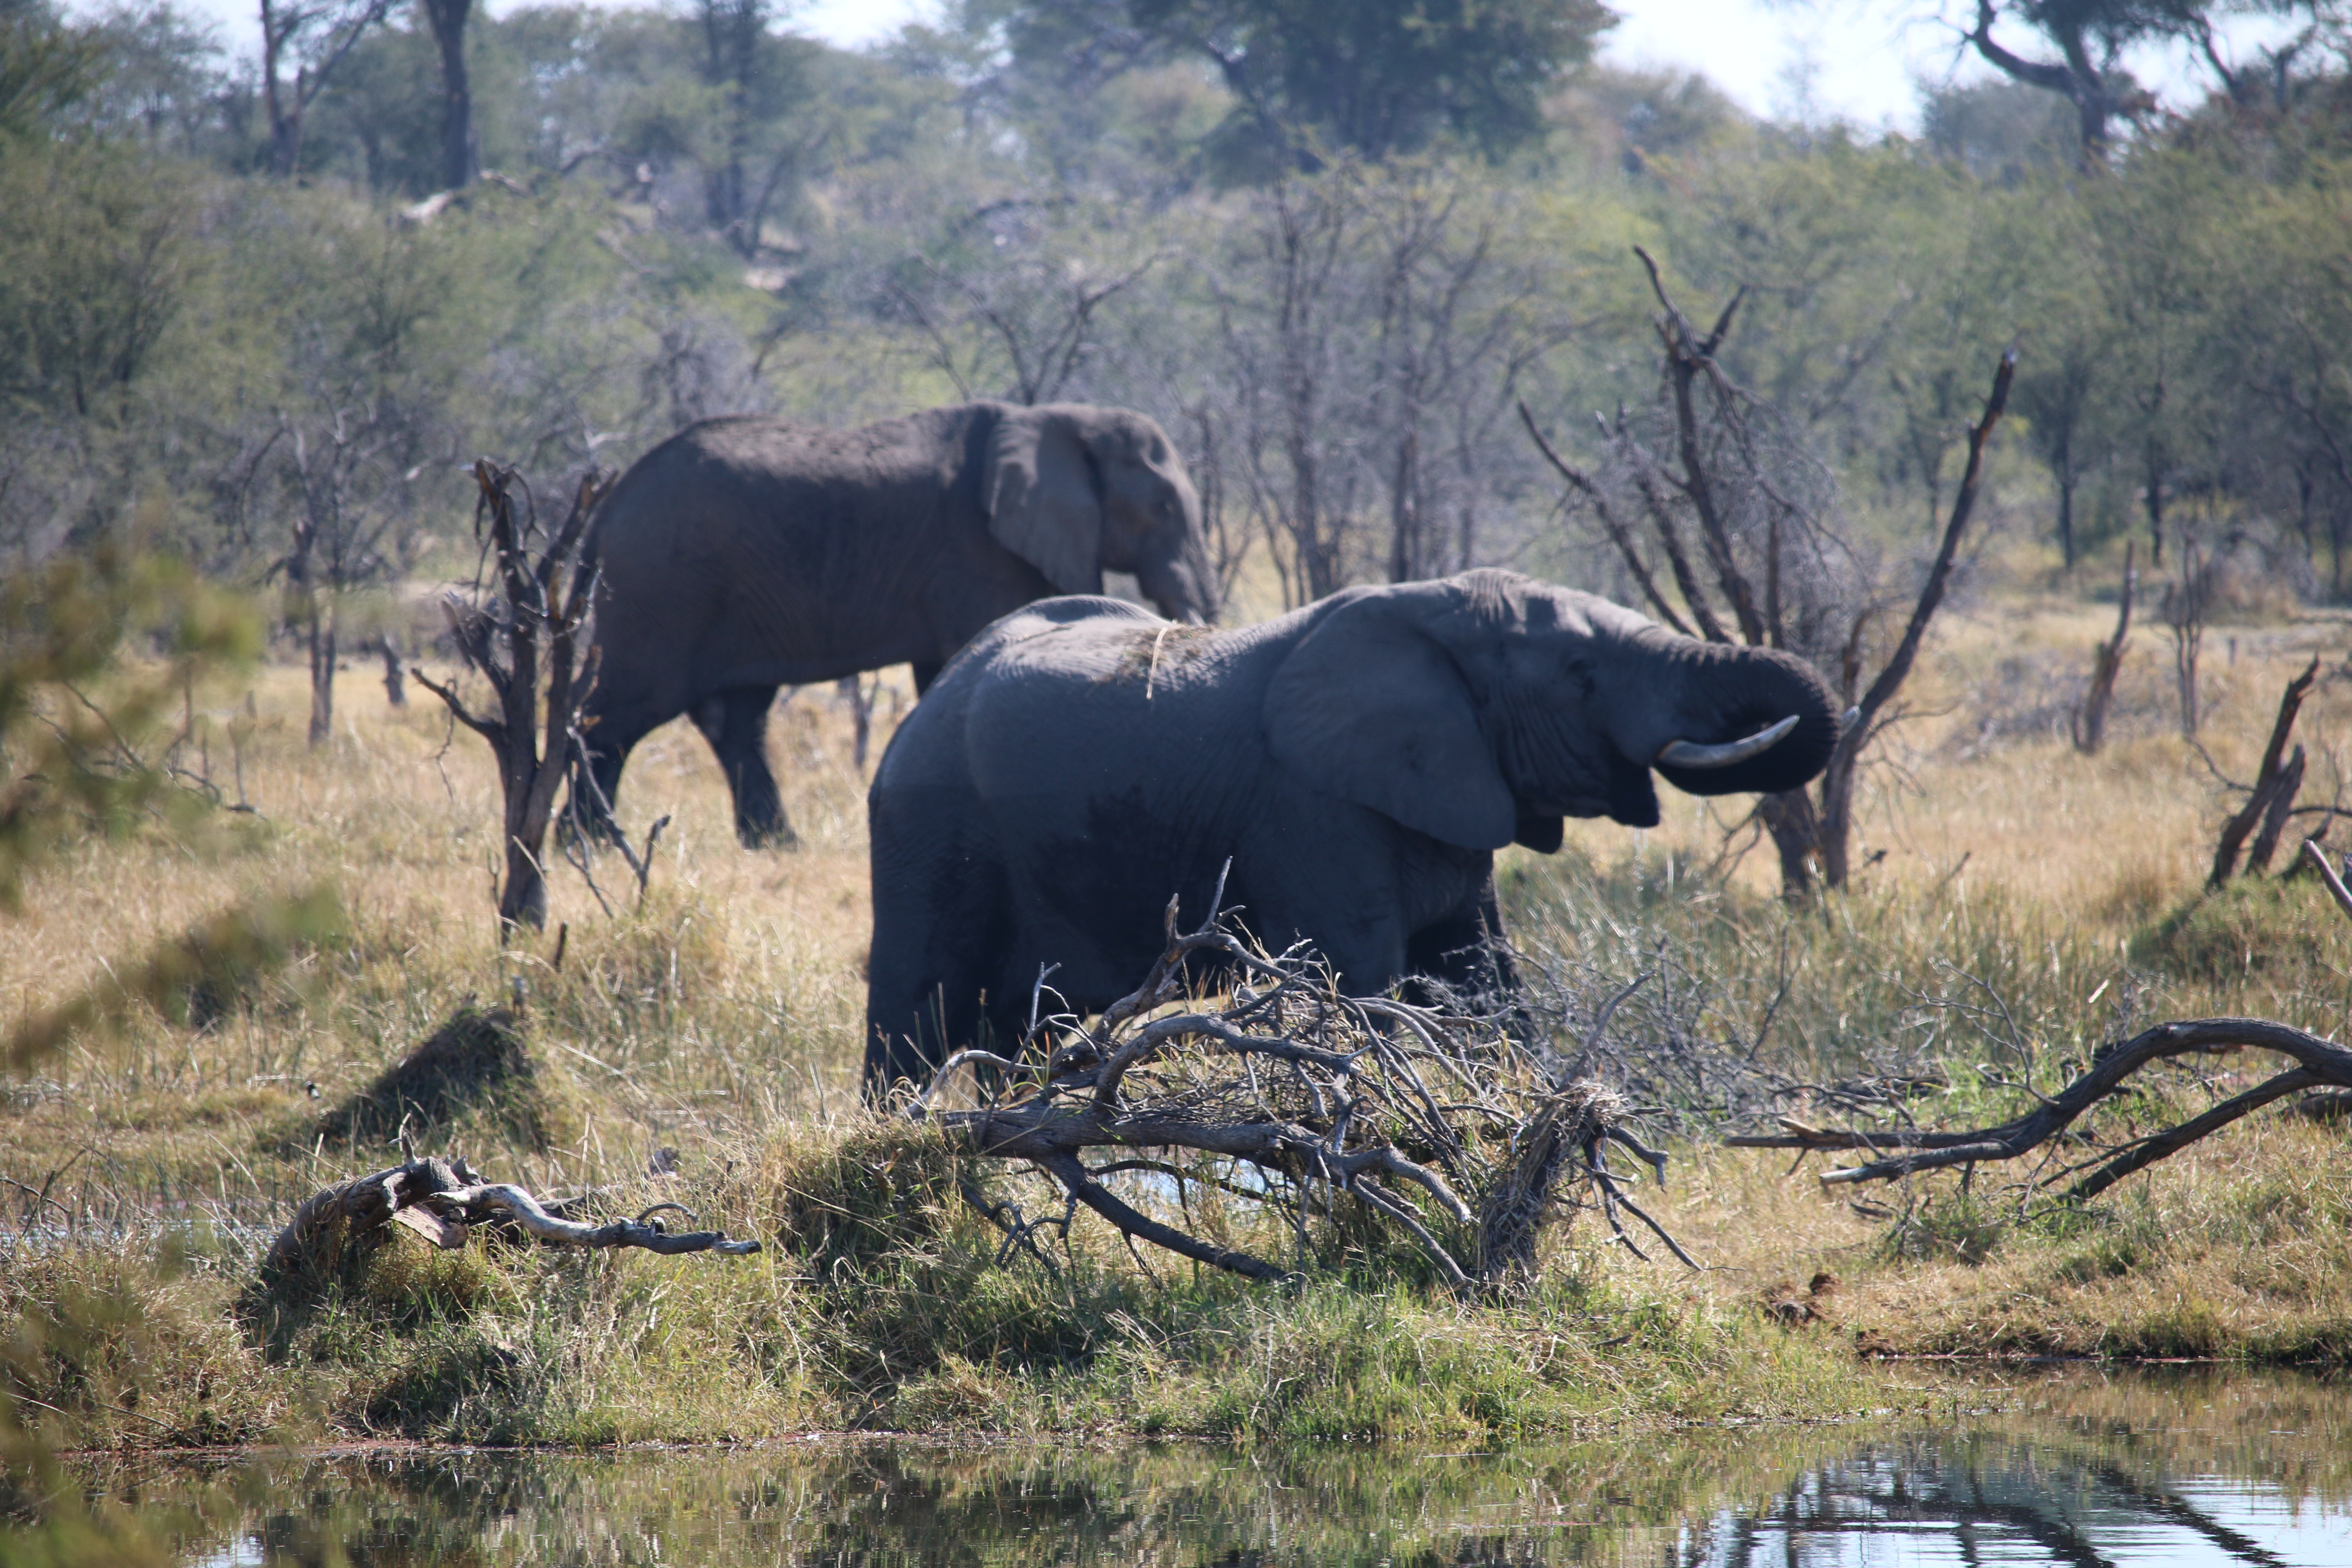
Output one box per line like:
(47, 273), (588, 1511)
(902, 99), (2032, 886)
(862, 568), (1838, 1091)
(574, 401), (1219, 848)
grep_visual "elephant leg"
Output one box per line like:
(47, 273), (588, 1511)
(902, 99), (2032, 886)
(1404, 881), (1516, 1008)
(910, 660), (944, 696)
(690, 686), (795, 848)
(864, 844), (1014, 1097)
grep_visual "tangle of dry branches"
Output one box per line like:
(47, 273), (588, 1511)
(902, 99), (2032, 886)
(907, 875), (1691, 1295)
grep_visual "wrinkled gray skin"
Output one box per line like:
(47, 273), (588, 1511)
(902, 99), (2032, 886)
(577, 401), (1219, 846)
(863, 569), (1838, 1090)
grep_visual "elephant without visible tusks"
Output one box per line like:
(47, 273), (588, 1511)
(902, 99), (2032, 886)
(575, 400), (1219, 847)
(863, 569), (1839, 1090)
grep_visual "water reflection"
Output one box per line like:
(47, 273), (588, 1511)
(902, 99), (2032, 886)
(81, 1367), (2352, 1568)
(1697, 1435), (2343, 1565)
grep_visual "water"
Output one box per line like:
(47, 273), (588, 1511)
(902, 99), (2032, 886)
(69, 1367), (2352, 1566)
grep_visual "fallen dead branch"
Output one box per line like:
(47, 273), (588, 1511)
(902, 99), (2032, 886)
(1726, 1017), (2352, 1203)
(263, 1152), (758, 1281)
(909, 878), (1687, 1295)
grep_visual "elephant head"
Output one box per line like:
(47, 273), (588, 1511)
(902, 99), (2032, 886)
(983, 404), (1219, 624)
(1263, 571), (1836, 852)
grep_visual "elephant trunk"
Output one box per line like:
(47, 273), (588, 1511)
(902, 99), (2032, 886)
(1136, 533), (1221, 626)
(1638, 640), (1839, 798)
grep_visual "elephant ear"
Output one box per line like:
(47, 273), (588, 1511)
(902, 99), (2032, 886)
(983, 409), (1102, 597)
(1263, 593), (1516, 851)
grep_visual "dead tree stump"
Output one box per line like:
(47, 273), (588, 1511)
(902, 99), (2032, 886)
(2211, 657), (2319, 887)
(2071, 542), (2134, 754)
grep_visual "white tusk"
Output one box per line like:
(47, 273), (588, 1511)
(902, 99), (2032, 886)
(1840, 704), (1862, 735)
(1656, 714), (1801, 770)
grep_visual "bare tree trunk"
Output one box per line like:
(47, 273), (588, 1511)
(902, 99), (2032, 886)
(2055, 440), (2077, 569)
(262, 25), (304, 179)
(2072, 541), (2134, 754)
(379, 635), (405, 707)
(1758, 790), (1819, 900)
(2165, 540), (2207, 738)
(2333, 500), (2347, 602)
(839, 674), (873, 773)
(1815, 759), (1862, 889)
(257, 0), (388, 179)
(1386, 426), (1420, 583)
(306, 598), (336, 747)
(2245, 746), (2307, 876)
(420, 0), (477, 191)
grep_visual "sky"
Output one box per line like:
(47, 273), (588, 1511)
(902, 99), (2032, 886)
(154, 0), (2302, 135)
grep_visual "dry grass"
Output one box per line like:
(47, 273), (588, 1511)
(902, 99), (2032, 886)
(1667, 1124), (2352, 1364)
(5, 572), (2352, 1450)
(1, 658), (899, 1194)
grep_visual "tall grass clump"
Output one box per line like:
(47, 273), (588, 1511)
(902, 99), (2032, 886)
(1498, 844), (2141, 1128)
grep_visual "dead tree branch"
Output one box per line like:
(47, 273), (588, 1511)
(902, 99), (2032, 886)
(1727, 1017), (2352, 1203)
(911, 885), (1684, 1295)
(1518, 401), (1692, 637)
(263, 1152), (758, 1280)
(2302, 837), (2352, 923)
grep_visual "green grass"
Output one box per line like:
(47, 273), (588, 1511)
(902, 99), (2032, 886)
(1, 1114), (1885, 1449)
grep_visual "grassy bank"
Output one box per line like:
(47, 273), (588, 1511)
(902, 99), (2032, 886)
(6, 579), (2352, 1452)
(3, 1115), (1874, 1449)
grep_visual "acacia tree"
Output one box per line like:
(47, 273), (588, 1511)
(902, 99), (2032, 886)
(2091, 154), (2231, 569)
(1956, 0), (2340, 166)
(1959, 0), (2163, 165)
(260, 217), (450, 746)
(1117, 0), (1611, 166)
(691, 0), (823, 257)
(1524, 251), (2015, 898)
(2211, 185), (2352, 597)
